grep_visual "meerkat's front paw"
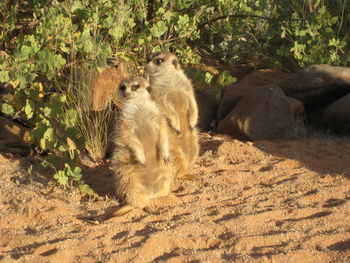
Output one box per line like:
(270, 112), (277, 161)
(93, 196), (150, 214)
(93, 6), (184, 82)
(162, 151), (170, 164)
(170, 123), (181, 134)
(189, 116), (197, 130)
(135, 151), (146, 166)
(167, 117), (181, 134)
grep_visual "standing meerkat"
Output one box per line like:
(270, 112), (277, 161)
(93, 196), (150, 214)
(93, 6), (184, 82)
(146, 51), (199, 179)
(105, 76), (172, 218)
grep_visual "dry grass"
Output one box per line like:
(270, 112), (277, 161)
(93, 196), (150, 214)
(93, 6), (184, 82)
(66, 66), (115, 164)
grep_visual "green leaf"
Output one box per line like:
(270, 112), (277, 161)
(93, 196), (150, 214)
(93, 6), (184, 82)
(0, 71), (9, 82)
(63, 109), (78, 128)
(218, 70), (236, 87)
(204, 72), (213, 84)
(58, 145), (68, 152)
(1, 103), (14, 116)
(31, 121), (49, 143)
(178, 14), (189, 27)
(45, 94), (66, 118)
(109, 26), (125, 41)
(16, 45), (32, 61)
(78, 183), (94, 195)
(150, 21), (167, 38)
(74, 167), (82, 177)
(24, 99), (35, 119)
(54, 170), (69, 186)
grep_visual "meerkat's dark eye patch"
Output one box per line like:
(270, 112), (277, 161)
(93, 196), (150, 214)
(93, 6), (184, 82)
(120, 85), (126, 92)
(131, 84), (140, 91)
(154, 58), (164, 65)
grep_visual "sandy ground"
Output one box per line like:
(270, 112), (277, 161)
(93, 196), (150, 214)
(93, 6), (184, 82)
(0, 132), (350, 263)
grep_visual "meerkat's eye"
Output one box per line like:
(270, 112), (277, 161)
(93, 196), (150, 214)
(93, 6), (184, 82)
(120, 85), (126, 92)
(154, 58), (163, 65)
(131, 84), (140, 91)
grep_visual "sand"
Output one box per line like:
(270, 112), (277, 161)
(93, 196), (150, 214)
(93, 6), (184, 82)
(1, 132), (349, 263)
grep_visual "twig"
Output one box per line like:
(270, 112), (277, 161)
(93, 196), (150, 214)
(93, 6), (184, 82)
(185, 63), (219, 75)
(198, 14), (302, 29)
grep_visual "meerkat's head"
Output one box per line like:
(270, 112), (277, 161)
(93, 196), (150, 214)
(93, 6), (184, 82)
(118, 77), (151, 101)
(146, 51), (181, 76)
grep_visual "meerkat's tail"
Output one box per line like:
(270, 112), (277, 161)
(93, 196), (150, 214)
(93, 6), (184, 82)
(84, 205), (134, 223)
(108, 205), (134, 218)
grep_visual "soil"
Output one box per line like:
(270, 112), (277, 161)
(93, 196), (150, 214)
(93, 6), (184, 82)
(1, 132), (350, 263)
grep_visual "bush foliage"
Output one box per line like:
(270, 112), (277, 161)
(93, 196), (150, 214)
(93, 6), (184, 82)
(1, 0), (349, 192)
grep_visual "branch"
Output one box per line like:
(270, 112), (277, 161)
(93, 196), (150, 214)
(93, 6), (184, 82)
(185, 63), (219, 75)
(198, 14), (302, 29)
(15, 17), (43, 30)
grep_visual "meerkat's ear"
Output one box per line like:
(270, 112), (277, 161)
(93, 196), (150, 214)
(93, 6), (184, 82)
(172, 59), (180, 70)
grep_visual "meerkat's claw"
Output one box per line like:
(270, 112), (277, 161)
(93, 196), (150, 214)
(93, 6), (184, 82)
(163, 154), (170, 164)
(173, 126), (181, 135)
(137, 160), (146, 166)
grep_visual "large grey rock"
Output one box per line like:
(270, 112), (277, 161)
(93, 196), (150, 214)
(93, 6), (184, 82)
(277, 64), (350, 107)
(217, 69), (291, 122)
(217, 85), (294, 141)
(322, 93), (350, 131)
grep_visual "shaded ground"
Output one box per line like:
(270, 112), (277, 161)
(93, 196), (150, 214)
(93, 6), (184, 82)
(1, 132), (350, 263)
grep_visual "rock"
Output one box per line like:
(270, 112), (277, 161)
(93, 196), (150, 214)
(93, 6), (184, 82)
(217, 69), (291, 122)
(195, 90), (217, 131)
(277, 64), (350, 107)
(92, 63), (129, 111)
(0, 117), (31, 154)
(322, 93), (350, 132)
(217, 85), (294, 141)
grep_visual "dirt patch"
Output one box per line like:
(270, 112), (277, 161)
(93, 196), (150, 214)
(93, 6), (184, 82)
(1, 133), (350, 262)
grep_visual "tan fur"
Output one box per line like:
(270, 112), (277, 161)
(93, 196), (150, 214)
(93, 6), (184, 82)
(146, 51), (199, 178)
(111, 76), (172, 211)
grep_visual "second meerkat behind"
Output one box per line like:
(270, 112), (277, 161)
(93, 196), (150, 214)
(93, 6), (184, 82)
(110, 76), (172, 216)
(146, 51), (199, 179)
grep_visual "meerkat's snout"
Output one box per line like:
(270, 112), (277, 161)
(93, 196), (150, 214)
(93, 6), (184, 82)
(119, 79), (145, 99)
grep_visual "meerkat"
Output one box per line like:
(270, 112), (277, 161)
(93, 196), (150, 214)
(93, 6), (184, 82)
(96, 76), (173, 219)
(146, 51), (199, 179)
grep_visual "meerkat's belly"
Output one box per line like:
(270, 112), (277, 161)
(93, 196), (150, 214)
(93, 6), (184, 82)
(167, 90), (198, 163)
(135, 123), (171, 197)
